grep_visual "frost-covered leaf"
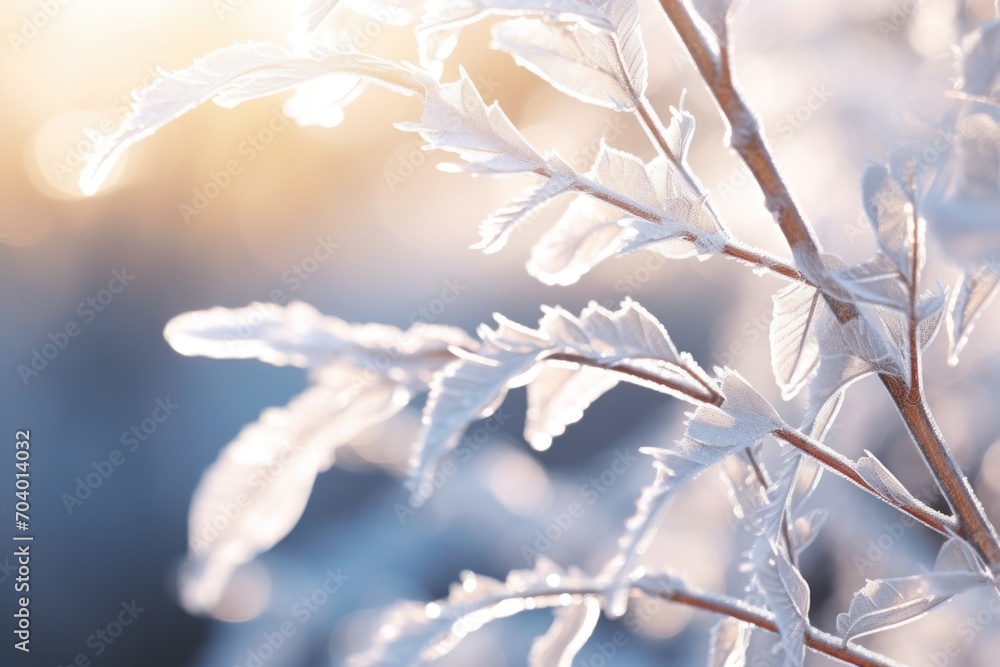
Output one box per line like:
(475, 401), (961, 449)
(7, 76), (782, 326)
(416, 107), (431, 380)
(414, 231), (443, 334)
(708, 616), (752, 667)
(411, 317), (547, 495)
(412, 299), (709, 492)
(746, 442), (823, 667)
(856, 451), (923, 510)
(790, 509), (828, 557)
(474, 171), (576, 253)
(924, 111), (1000, 266)
(164, 301), (473, 387)
(524, 365), (619, 451)
(836, 537), (989, 642)
(543, 298), (684, 365)
(753, 545), (810, 667)
(947, 266), (1000, 365)
(934, 536), (987, 575)
(770, 284), (822, 401)
(602, 371), (782, 617)
(526, 109), (721, 285)
(297, 0), (343, 31)
(80, 44), (423, 194)
(862, 163), (917, 282)
(349, 558), (600, 667)
(180, 373), (407, 612)
(529, 597), (601, 667)
(416, 0), (612, 71)
(527, 197), (632, 286)
(491, 1), (647, 111)
(803, 300), (905, 431)
(398, 66), (547, 175)
(836, 571), (984, 642)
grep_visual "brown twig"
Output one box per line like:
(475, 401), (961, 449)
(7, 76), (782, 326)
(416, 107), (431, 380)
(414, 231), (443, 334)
(655, 0), (1000, 565)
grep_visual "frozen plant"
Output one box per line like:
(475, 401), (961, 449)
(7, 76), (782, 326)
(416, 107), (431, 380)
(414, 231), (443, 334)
(79, 1), (1000, 665)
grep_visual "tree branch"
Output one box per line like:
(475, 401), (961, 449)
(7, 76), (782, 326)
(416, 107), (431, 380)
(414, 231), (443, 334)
(655, 0), (1000, 565)
(633, 578), (904, 667)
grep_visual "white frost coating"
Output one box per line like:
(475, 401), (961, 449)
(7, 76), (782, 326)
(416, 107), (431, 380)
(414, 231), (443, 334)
(79, 45), (423, 195)
(491, 0), (647, 111)
(348, 558), (599, 667)
(602, 370), (782, 618)
(528, 597), (601, 667)
(946, 266), (1000, 365)
(180, 373), (408, 612)
(164, 301), (474, 386)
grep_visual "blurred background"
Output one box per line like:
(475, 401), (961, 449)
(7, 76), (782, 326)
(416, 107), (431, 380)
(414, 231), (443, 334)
(3, 0), (1000, 665)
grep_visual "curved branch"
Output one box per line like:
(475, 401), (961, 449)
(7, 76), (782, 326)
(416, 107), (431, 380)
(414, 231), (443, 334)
(637, 581), (905, 667)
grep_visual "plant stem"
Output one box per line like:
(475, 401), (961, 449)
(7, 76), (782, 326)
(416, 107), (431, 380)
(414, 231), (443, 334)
(777, 428), (956, 536)
(547, 352), (956, 537)
(543, 168), (808, 283)
(656, 0), (1000, 565)
(632, 579), (904, 667)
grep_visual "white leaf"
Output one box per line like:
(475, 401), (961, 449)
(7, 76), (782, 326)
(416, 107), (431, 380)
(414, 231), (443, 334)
(411, 316), (547, 494)
(80, 44), (423, 194)
(492, 13), (644, 111)
(602, 371), (782, 617)
(529, 598), (601, 667)
(803, 300), (904, 431)
(416, 0), (612, 70)
(836, 571), (984, 642)
(413, 299), (709, 496)
(753, 545), (810, 667)
(349, 558), (599, 667)
(474, 172), (576, 253)
(708, 616), (752, 667)
(164, 301), (473, 387)
(934, 536), (987, 575)
(947, 266), (1000, 365)
(588, 143), (723, 257)
(856, 451), (923, 510)
(543, 298), (684, 365)
(180, 373), (407, 612)
(790, 509), (828, 557)
(769, 284), (822, 400)
(525, 365), (619, 451)
(398, 66), (547, 175)
(924, 112), (1000, 266)
(861, 163), (915, 282)
(527, 197), (632, 286)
